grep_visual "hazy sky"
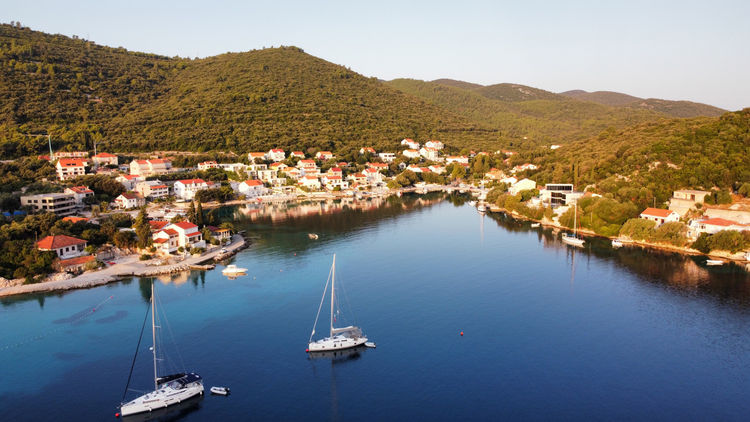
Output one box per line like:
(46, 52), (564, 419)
(5, 0), (749, 110)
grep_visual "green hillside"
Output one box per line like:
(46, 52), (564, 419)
(0, 24), (498, 157)
(560, 89), (726, 117)
(386, 78), (665, 146)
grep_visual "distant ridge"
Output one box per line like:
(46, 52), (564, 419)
(560, 89), (726, 117)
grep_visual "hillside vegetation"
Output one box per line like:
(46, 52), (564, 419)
(560, 90), (726, 117)
(387, 78), (665, 146)
(0, 24), (498, 157)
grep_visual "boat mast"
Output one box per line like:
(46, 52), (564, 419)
(573, 202), (577, 238)
(151, 280), (157, 390)
(330, 254), (336, 337)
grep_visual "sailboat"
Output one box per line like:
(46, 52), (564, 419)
(118, 280), (203, 417)
(307, 255), (369, 352)
(561, 202), (585, 247)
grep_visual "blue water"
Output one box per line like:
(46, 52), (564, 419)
(2, 195), (750, 420)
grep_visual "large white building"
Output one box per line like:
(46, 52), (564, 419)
(92, 152), (119, 167)
(640, 208), (680, 226)
(130, 159), (172, 177)
(238, 180), (268, 198)
(135, 180), (170, 199)
(153, 221), (205, 253)
(56, 159), (88, 180)
(419, 147), (439, 161)
(114, 193), (146, 209)
(21, 192), (77, 216)
(378, 152), (396, 163)
(173, 179), (208, 200)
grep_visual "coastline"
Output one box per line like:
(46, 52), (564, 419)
(0, 234), (247, 298)
(488, 206), (750, 263)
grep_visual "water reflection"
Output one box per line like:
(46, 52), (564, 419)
(486, 211), (750, 304)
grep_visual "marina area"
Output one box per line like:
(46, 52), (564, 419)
(2, 197), (750, 420)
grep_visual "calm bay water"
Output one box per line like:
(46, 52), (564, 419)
(2, 194), (750, 421)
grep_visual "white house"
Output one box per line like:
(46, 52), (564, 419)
(238, 180), (267, 198)
(445, 156), (469, 165)
(402, 149), (420, 159)
(367, 162), (389, 171)
(130, 159), (172, 176)
(290, 151), (305, 159)
(170, 221), (206, 250)
(322, 175), (349, 190)
(116, 174), (143, 190)
(296, 159), (319, 175)
(378, 152), (396, 163)
(152, 227), (179, 254)
(92, 152), (118, 167)
(316, 151), (334, 161)
(135, 180), (169, 199)
(364, 168), (384, 184)
(267, 149), (286, 162)
(248, 152), (267, 163)
(508, 178), (537, 195)
(114, 193), (146, 209)
(425, 140), (444, 150)
(419, 147), (439, 161)
(37, 234), (87, 259)
(56, 159), (88, 180)
(298, 175), (321, 190)
(640, 208), (680, 226)
(173, 179), (208, 200)
(690, 217), (749, 235)
(401, 138), (420, 149)
(428, 165), (446, 174)
(511, 163), (538, 174)
(197, 161), (219, 170)
(360, 147), (376, 155)
(348, 172), (368, 185)
(64, 186), (94, 205)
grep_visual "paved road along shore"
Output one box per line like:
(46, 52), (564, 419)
(0, 235), (246, 298)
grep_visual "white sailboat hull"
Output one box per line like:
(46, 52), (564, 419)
(308, 334), (368, 352)
(121, 381), (203, 416)
(562, 234), (585, 247)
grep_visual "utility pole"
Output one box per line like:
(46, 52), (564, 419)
(21, 132), (53, 157)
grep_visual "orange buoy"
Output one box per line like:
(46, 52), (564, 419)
(305, 348), (309, 352)
(115, 412), (120, 418)
(460, 331), (464, 336)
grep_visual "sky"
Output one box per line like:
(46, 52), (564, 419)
(4, 0), (749, 110)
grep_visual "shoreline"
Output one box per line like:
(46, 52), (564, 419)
(0, 234), (247, 298)
(488, 206), (750, 264)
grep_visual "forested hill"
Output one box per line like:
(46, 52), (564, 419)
(386, 78), (666, 146)
(559, 89), (727, 117)
(0, 24), (498, 157)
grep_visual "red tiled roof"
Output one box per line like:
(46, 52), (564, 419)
(94, 152), (117, 158)
(243, 180), (263, 186)
(164, 229), (179, 236)
(329, 167), (342, 172)
(700, 218), (742, 227)
(641, 208), (674, 218)
(58, 158), (87, 167)
(270, 149), (284, 153)
(68, 186), (93, 194)
(173, 222), (198, 230)
(119, 193), (141, 200)
(62, 216), (89, 224)
(57, 255), (95, 267)
(153, 238), (168, 244)
(149, 159), (169, 164)
(149, 220), (169, 230)
(177, 179), (206, 185)
(37, 235), (86, 250)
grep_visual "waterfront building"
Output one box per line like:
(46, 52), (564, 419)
(669, 189), (711, 216)
(541, 184), (583, 206)
(238, 180), (267, 198)
(21, 192), (76, 216)
(173, 179), (208, 200)
(37, 234), (87, 258)
(640, 208), (680, 226)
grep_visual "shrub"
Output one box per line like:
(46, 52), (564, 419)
(139, 254), (152, 261)
(649, 222), (688, 247)
(619, 218), (656, 241)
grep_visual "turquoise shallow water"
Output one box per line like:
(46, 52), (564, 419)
(2, 194), (750, 420)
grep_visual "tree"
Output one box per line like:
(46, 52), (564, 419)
(619, 218), (656, 241)
(187, 201), (197, 224)
(196, 201), (204, 228)
(134, 207), (152, 249)
(113, 231), (136, 250)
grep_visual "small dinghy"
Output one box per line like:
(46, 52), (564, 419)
(308, 233), (319, 240)
(706, 259), (724, 266)
(530, 223), (540, 228)
(210, 386), (230, 396)
(365, 342), (377, 348)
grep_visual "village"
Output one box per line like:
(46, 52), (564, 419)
(1, 137), (749, 295)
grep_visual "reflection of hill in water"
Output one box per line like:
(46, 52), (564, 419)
(486, 211), (750, 304)
(216, 193), (447, 255)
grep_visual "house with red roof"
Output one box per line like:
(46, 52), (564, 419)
(56, 158), (88, 180)
(689, 217), (749, 235)
(248, 152), (267, 162)
(116, 174), (144, 190)
(640, 208), (680, 226)
(347, 172), (368, 185)
(267, 149), (286, 162)
(156, 221), (206, 251)
(37, 235), (87, 259)
(290, 151), (305, 159)
(129, 158), (172, 176)
(135, 180), (169, 199)
(238, 180), (268, 198)
(64, 186), (94, 205)
(400, 138), (420, 149)
(152, 228), (180, 254)
(425, 140), (444, 150)
(55, 255), (96, 273)
(298, 175), (321, 190)
(364, 168), (384, 184)
(419, 147), (439, 161)
(114, 193), (146, 209)
(62, 216), (90, 224)
(315, 151), (335, 161)
(92, 152), (118, 167)
(367, 162), (389, 171)
(360, 147), (376, 155)
(197, 161), (219, 170)
(327, 167), (343, 177)
(445, 156), (469, 165)
(322, 175), (348, 190)
(173, 179), (208, 200)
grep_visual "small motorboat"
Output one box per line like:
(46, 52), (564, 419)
(706, 259), (724, 266)
(530, 223), (540, 228)
(468, 200), (477, 207)
(308, 233), (319, 240)
(477, 203), (487, 213)
(611, 239), (623, 248)
(222, 264), (248, 275)
(210, 386), (230, 396)
(365, 342), (377, 348)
